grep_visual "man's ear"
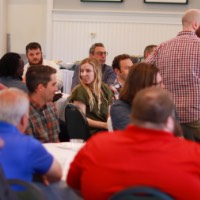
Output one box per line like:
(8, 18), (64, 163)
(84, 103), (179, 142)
(114, 68), (120, 75)
(37, 83), (44, 91)
(192, 21), (199, 31)
(165, 116), (174, 133)
(17, 114), (28, 133)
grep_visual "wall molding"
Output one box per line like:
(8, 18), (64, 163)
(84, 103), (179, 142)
(52, 9), (183, 25)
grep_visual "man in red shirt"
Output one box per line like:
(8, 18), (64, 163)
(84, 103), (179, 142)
(146, 9), (200, 141)
(67, 87), (200, 200)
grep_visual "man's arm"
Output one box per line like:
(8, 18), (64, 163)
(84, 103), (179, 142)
(43, 158), (62, 184)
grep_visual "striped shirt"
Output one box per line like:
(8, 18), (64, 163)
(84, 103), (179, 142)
(146, 31), (200, 123)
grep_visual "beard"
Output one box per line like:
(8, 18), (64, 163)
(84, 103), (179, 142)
(29, 57), (43, 65)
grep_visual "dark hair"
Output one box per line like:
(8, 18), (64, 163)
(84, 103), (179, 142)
(0, 52), (22, 77)
(143, 45), (157, 59)
(26, 65), (56, 93)
(112, 54), (132, 71)
(26, 42), (42, 54)
(89, 43), (104, 55)
(132, 87), (175, 124)
(120, 62), (159, 105)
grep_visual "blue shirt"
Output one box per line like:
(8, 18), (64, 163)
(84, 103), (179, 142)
(0, 121), (53, 182)
(110, 99), (131, 130)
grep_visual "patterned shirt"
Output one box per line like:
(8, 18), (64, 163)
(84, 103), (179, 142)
(25, 101), (60, 143)
(146, 31), (200, 123)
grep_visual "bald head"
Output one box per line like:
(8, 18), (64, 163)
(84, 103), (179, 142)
(131, 87), (175, 128)
(182, 9), (200, 31)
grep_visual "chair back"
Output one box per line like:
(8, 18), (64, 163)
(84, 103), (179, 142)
(65, 103), (90, 141)
(109, 186), (173, 200)
(8, 179), (47, 200)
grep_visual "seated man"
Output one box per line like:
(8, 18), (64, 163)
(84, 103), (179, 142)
(25, 65), (60, 143)
(143, 44), (157, 60)
(71, 42), (116, 90)
(0, 52), (28, 92)
(0, 88), (62, 182)
(23, 42), (63, 90)
(111, 54), (133, 99)
(67, 87), (200, 200)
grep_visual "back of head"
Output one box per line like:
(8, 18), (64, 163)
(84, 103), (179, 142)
(89, 43), (104, 55)
(0, 88), (29, 126)
(132, 87), (175, 126)
(112, 54), (131, 71)
(26, 42), (42, 53)
(120, 62), (159, 104)
(143, 45), (157, 59)
(26, 65), (56, 93)
(182, 9), (200, 29)
(0, 52), (21, 77)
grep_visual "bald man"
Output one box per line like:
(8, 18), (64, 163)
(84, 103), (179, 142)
(146, 9), (200, 142)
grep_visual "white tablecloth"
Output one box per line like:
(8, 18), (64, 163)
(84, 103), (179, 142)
(43, 142), (84, 180)
(61, 69), (74, 94)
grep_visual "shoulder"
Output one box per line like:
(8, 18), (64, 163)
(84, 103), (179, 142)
(43, 59), (60, 70)
(111, 100), (131, 116)
(70, 85), (89, 103)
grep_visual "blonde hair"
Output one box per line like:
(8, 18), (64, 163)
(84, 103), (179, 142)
(79, 57), (104, 111)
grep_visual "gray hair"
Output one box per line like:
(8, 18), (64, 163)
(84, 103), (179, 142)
(0, 88), (29, 126)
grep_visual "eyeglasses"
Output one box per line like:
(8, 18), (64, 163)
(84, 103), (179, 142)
(95, 51), (108, 56)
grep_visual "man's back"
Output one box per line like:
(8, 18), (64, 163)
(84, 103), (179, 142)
(0, 121), (53, 182)
(67, 125), (200, 200)
(147, 31), (200, 124)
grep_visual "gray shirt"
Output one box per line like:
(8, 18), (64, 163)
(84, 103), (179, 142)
(0, 77), (28, 92)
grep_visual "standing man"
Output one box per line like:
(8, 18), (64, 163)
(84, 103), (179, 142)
(24, 42), (63, 90)
(0, 88), (62, 182)
(25, 65), (60, 143)
(71, 43), (116, 89)
(111, 54), (133, 99)
(146, 9), (200, 141)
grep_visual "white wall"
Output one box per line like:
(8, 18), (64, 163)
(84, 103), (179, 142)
(7, 0), (47, 55)
(4, 0), (200, 61)
(0, 0), (7, 57)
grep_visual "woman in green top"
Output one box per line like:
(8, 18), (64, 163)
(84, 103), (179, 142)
(70, 57), (113, 135)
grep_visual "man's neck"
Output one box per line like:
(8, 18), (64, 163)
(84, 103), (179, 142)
(29, 93), (46, 108)
(117, 76), (125, 87)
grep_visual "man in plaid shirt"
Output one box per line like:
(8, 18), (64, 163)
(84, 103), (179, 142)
(25, 65), (60, 143)
(146, 9), (200, 141)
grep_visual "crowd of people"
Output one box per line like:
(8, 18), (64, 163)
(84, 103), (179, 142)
(0, 8), (200, 200)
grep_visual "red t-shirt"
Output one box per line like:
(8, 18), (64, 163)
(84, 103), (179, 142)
(67, 125), (200, 200)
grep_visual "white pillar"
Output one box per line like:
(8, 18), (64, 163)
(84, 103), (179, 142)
(45, 0), (53, 59)
(0, 0), (7, 57)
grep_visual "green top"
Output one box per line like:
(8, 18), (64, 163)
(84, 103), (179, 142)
(70, 83), (113, 135)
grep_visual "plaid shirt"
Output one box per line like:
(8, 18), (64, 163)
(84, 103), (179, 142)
(147, 31), (200, 123)
(25, 101), (60, 143)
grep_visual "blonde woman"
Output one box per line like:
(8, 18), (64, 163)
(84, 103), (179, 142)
(70, 57), (113, 135)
